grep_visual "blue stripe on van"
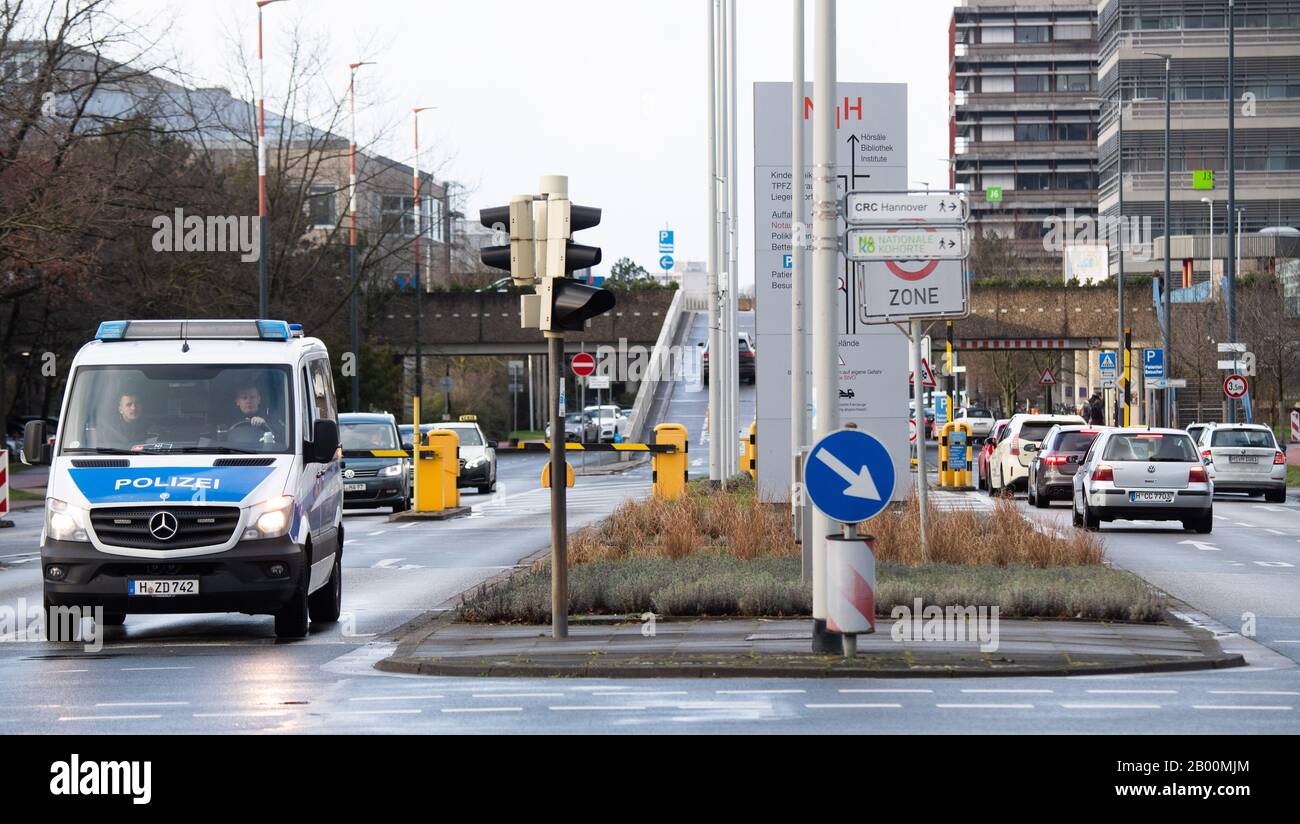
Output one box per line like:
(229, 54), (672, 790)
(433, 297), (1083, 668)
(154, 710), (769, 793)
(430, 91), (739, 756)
(69, 466), (276, 504)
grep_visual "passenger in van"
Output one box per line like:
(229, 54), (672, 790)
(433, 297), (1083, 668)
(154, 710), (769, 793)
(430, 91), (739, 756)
(225, 384), (280, 444)
(98, 391), (152, 447)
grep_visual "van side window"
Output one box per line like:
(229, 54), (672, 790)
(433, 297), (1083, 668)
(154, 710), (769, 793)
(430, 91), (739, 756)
(308, 358), (337, 422)
(301, 367), (314, 429)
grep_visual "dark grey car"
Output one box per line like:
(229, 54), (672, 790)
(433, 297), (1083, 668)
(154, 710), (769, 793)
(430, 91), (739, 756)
(1027, 425), (1103, 508)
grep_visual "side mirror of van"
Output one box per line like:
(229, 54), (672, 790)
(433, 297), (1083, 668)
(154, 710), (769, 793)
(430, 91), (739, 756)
(23, 420), (51, 465)
(310, 419), (340, 464)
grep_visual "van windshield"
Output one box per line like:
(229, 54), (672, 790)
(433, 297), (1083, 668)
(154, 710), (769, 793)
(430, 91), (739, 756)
(60, 364), (294, 455)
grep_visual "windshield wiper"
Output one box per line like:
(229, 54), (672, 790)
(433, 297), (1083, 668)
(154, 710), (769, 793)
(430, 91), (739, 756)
(162, 446), (266, 455)
(64, 447), (139, 455)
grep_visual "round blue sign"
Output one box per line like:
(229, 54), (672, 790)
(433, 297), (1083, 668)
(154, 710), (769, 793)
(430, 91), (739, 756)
(659, 254), (674, 271)
(804, 428), (896, 524)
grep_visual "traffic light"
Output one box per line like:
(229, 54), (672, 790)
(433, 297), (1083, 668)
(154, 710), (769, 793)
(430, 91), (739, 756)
(479, 194), (535, 286)
(543, 198), (603, 277)
(540, 276), (615, 333)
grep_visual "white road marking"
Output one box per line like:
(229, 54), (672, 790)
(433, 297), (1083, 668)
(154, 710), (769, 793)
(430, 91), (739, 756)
(1253, 561), (1295, 567)
(1271, 640), (1300, 644)
(348, 694), (444, 702)
(471, 693), (565, 699)
(1234, 522), (1254, 527)
(1191, 705), (1293, 711)
(1208, 690), (1300, 696)
(590, 690), (688, 697)
(718, 689), (806, 695)
(47, 669), (87, 674)
(441, 707), (522, 713)
(95, 701), (189, 707)
(1086, 689), (1178, 695)
(549, 705), (647, 711)
(59, 714), (162, 721)
(398, 523), (415, 529)
(121, 666), (192, 671)
(329, 709), (422, 716)
(936, 703), (1035, 709)
(839, 688), (933, 694)
(1061, 703), (1162, 710)
(806, 703), (902, 709)
(960, 688), (1053, 694)
(193, 711), (294, 718)
(1265, 529), (1286, 536)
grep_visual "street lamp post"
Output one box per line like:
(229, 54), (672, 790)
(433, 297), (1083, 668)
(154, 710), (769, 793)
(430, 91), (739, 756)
(412, 107), (436, 416)
(1144, 51), (1172, 426)
(255, 0), (289, 319)
(346, 61), (373, 413)
(1226, 0), (1238, 422)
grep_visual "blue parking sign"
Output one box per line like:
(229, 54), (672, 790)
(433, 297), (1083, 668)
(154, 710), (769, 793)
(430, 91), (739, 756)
(1144, 348), (1165, 380)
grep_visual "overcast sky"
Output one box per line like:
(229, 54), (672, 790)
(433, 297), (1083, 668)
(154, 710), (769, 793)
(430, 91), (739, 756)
(114, 0), (954, 286)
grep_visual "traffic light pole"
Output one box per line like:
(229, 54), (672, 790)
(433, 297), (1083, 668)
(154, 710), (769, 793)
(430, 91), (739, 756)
(547, 332), (567, 639)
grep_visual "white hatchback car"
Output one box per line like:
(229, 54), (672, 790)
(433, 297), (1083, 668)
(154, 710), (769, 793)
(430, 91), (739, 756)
(955, 406), (996, 438)
(1196, 423), (1287, 503)
(1072, 428), (1212, 533)
(988, 413), (1086, 494)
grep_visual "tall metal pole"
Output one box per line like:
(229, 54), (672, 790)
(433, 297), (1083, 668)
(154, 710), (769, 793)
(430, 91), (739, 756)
(1117, 98), (1128, 426)
(413, 107), (434, 417)
(347, 61), (372, 413)
(1170, 56), (1180, 428)
(547, 333), (567, 639)
(717, 0), (732, 479)
(706, 0), (721, 482)
(910, 319), (929, 556)
(728, 0), (740, 481)
(791, 0), (811, 575)
(1226, 0), (1238, 423)
(810, 0), (840, 654)
(255, 0), (288, 318)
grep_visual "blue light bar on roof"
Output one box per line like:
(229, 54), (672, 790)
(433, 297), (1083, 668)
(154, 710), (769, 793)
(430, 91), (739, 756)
(95, 321), (129, 341)
(256, 320), (291, 341)
(288, 323), (304, 338)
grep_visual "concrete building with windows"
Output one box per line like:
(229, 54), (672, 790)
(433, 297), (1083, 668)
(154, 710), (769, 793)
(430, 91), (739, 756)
(949, 0), (1101, 270)
(1097, 0), (1300, 283)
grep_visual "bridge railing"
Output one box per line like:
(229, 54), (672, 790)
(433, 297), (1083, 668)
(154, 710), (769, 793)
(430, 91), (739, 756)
(625, 288), (686, 446)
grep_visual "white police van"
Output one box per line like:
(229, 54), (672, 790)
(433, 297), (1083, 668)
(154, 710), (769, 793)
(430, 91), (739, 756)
(23, 319), (344, 639)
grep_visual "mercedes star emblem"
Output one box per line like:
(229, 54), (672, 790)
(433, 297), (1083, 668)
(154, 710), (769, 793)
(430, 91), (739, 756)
(148, 510), (179, 541)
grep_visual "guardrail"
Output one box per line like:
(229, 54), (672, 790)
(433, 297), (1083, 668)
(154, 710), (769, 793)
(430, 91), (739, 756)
(625, 287), (686, 445)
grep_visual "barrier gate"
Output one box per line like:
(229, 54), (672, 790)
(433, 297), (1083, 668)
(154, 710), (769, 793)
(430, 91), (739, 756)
(516, 423), (689, 500)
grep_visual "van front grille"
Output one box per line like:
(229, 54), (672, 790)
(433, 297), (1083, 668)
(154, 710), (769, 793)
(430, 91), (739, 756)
(89, 506), (241, 550)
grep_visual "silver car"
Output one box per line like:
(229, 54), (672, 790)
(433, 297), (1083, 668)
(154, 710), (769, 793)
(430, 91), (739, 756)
(1072, 428), (1212, 533)
(1197, 423), (1287, 503)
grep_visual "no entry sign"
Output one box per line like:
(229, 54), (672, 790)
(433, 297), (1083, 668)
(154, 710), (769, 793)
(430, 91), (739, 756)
(571, 352), (595, 377)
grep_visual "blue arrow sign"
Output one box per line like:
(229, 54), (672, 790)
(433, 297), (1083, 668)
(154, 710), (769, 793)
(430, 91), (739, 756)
(804, 429), (896, 524)
(659, 254), (674, 271)
(1144, 348), (1165, 380)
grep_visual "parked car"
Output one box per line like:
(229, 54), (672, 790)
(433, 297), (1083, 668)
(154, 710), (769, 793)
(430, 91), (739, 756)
(1072, 428), (1211, 533)
(954, 406), (995, 438)
(1196, 423), (1287, 503)
(546, 411), (588, 442)
(440, 416), (497, 494)
(583, 405), (630, 443)
(339, 412), (410, 512)
(977, 419), (1009, 491)
(699, 333), (756, 385)
(988, 413), (1086, 494)
(1026, 425), (1103, 508)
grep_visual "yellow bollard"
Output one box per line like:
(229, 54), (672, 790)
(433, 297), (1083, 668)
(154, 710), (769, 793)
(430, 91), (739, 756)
(948, 420), (973, 489)
(415, 428), (460, 512)
(743, 421), (757, 481)
(653, 423), (688, 500)
(541, 461), (575, 489)
(938, 422), (952, 487)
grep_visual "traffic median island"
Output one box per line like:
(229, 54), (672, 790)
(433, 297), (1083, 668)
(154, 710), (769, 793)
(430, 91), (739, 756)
(378, 479), (1244, 677)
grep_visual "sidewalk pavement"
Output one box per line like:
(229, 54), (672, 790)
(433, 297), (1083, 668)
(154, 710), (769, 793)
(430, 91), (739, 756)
(378, 615), (1242, 679)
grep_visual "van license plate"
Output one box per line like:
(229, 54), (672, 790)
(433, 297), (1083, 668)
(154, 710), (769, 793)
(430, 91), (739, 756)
(1129, 492), (1174, 503)
(344, 483), (366, 492)
(129, 579), (199, 597)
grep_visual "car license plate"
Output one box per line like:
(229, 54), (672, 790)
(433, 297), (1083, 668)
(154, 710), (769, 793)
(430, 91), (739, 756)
(1129, 491), (1174, 503)
(129, 579), (198, 597)
(1227, 455), (1258, 464)
(344, 483), (366, 492)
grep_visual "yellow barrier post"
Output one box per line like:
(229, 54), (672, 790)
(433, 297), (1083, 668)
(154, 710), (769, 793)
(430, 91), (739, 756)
(653, 423), (688, 500)
(414, 428), (460, 512)
(541, 461), (575, 488)
(949, 420), (973, 489)
(938, 422), (952, 487)
(740, 420), (756, 480)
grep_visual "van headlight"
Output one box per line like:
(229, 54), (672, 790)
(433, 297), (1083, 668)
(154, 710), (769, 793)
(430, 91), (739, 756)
(380, 463), (403, 477)
(46, 498), (89, 542)
(243, 495), (295, 540)
(466, 456), (486, 468)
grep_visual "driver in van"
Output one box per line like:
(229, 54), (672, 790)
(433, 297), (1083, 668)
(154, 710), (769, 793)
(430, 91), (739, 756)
(225, 384), (280, 444)
(98, 391), (152, 447)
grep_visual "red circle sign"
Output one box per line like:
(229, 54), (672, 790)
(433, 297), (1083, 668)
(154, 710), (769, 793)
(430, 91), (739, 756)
(884, 221), (940, 282)
(572, 352), (596, 377)
(1223, 374), (1248, 399)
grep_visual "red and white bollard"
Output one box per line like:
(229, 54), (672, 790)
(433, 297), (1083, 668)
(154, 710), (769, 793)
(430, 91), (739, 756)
(826, 530), (876, 658)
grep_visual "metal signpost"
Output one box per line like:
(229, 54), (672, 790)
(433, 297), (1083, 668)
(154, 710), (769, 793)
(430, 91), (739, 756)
(844, 188), (970, 558)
